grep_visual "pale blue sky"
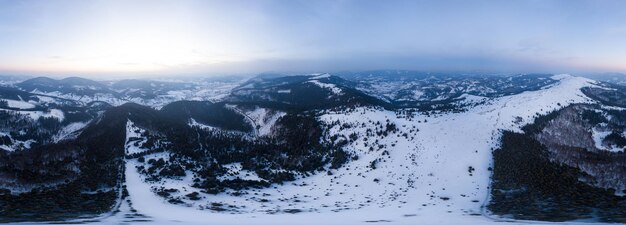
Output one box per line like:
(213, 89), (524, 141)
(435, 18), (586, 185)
(0, 0), (625, 77)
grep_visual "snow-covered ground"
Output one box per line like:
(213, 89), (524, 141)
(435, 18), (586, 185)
(591, 122), (626, 153)
(126, 120), (150, 155)
(218, 163), (263, 182)
(64, 75), (617, 225)
(0, 108), (64, 121)
(52, 122), (88, 142)
(230, 106), (285, 137)
(1, 98), (36, 109)
(188, 118), (220, 131)
(30, 90), (127, 106)
(307, 78), (343, 95)
(308, 80), (342, 95)
(0, 131), (36, 152)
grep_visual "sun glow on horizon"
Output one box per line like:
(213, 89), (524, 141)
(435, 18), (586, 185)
(0, 0), (279, 76)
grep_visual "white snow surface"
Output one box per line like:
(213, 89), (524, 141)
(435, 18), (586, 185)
(218, 163), (264, 182)
(52, 122), (88, 142)
(0, 108), (64, 121)
(2, 98), (36, 109)
(239, 106), (286, 136)
(73, 75), (614, 225)
(188, 118), (219, 131)
(30, 90), (127, 106)
(307, 80), (343, 95)
(591, 123), (626, 153)
(0, 132), (36, 152)
(125, 120), (149, 155)
(309, 73), (332, 79)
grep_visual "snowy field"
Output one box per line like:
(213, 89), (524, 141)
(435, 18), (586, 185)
(9, 75), (616, 225)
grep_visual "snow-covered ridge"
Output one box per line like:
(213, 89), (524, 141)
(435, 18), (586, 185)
(307, 80), (343, 95)
(550, 73), (575, 80)
(303, 73), (344, 95)
(309, 73), (331, 79)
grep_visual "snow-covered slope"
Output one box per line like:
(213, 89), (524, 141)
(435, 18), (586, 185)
(93, 75), (608, 225)
(126, 120), (150, 155)
(232, 106), (286, 136)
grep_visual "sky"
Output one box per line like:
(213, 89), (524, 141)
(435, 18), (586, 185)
(0, 0), (625, 77)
